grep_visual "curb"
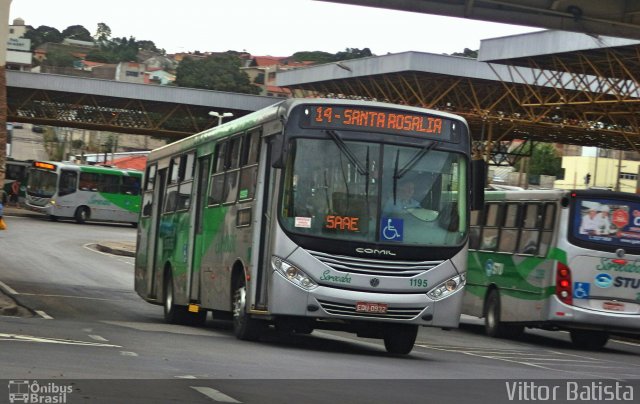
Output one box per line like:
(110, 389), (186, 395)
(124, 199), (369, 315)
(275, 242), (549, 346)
(95, 242), (136, 257)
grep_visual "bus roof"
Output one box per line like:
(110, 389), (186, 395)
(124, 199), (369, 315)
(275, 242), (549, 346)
(32, 161), (142, 176)
(484, 188), (640, 202)
(146, 98), (470, 163)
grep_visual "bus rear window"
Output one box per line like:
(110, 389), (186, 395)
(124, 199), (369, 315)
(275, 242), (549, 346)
(571, 197), (640, 250)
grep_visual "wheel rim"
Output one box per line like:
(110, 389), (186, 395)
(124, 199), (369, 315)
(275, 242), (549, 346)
(165, 280), (173, 312)
(81, 208), (88, 220)
(233, 287), (246, 323)
(487, 298), (497, 331)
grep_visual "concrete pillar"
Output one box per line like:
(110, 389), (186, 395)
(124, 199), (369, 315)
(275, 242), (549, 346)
(0, 0), (12, 187)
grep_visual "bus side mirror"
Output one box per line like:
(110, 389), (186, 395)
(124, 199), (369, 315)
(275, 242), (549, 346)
(471, 159), (485, 211)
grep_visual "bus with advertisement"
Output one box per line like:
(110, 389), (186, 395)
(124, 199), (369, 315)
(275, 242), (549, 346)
(134, 98), (484, 354)
(463, 189), (640, 349)
(25, 161), (142, 225)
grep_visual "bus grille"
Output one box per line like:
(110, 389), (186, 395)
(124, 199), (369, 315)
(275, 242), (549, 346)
(306, 249), (444, 277)
(27, 196), (49, 206)
(317, 299), (424, 320)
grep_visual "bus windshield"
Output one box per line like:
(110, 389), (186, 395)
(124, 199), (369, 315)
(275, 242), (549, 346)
(280, 137), (467, 246)
(27, 169), (58, 198)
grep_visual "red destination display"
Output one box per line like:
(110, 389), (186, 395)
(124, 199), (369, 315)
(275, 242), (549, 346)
(301, 105), (454, 140)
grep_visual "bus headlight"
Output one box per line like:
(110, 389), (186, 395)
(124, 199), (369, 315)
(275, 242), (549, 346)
(272, 256), (318, 290)
(427, 274), (465, 301)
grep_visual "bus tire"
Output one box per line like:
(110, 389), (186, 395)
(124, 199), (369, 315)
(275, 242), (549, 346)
(232, 276), (264, 341)
(163, 271), (188, 324)
(570, 330), (609, 350)
(383, 324), (418, 355)
(74, 206), (90, 224)
(485, 289), (524, 339)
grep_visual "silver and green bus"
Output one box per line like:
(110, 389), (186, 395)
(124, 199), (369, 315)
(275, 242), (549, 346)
(134, 98), (484, 354)
(464, 189), (640, 349)
(26, 161), (142, 225)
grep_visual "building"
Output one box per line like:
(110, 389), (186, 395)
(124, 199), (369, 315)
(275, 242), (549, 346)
(242, 56), (313, 97)
(555, 154), (640, 193)
(6, 18), (32, 71)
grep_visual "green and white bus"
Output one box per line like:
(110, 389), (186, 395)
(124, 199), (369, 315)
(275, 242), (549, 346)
(134, 98), (484, 354)
(464, 189), (640, 349)
(26, 161), (142, 225)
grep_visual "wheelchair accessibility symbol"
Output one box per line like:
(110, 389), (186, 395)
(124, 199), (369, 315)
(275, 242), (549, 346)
(573, 282), (590, 299)
(381, 217), (403, 241)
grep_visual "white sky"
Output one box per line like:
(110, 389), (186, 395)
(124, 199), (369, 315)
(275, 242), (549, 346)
(8, 0), (541, 56)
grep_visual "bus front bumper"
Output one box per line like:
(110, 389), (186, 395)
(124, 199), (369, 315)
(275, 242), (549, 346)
(268, 271), (464, 328)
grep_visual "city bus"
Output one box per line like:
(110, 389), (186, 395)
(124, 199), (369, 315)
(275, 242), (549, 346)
(134, 98), (484, 354)
(3, 158), (31, 204)
(25, 161), (142, 225)
(464, 189), (640, 349)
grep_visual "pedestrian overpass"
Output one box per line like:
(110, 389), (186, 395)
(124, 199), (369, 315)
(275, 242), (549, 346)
(7, 71), (281, 140)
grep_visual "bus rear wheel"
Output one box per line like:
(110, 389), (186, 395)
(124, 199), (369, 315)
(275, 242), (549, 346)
(570, 330), (609, 350)
(383, 324), (418, 355)
(163, 271), (188, 324)
(232, 277), (264, 341)
(485, 289), (524, 339)
(75, 206), (90, 224)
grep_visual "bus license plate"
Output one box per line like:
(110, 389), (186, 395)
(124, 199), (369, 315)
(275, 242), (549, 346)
(603, 301), (625, 311)
(356, 302), (388, 314)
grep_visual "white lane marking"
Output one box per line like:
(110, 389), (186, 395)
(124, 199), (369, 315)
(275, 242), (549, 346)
(191, 387), (241, 403)
(612, 339), (640, 347)
(35, 310), (53, 320)
(89, 334), (108, 342)
(18, 292), (114, 301)
(120, 351), (138, 357)
(0, 280), (19, 295)
(0, 332), (121, 347)
(175, 375), (197, 379)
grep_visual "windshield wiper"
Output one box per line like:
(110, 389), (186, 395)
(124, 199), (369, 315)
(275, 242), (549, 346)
(327, 130), (369, 176)
(392, 141), (440, 204)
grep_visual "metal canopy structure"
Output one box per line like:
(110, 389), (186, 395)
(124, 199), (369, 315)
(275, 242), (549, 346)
(319, 0), (640, 40)
(6, 71), (280, 139)
(479, 31), (640, 151)
(276, 42), (640, 152)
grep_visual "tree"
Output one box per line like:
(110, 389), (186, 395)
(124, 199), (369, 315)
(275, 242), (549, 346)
(42, 49), (77, 67)
(515, 143), (563, 177)
(94, 23), (112, 43)
(175, 54), (261, 94)
(335, 47), (373, 61)
(291, 50), (335, 64)
(450, 48), (478, 58)
(61, 25), (93, 42)
(24, 25), (63, 50)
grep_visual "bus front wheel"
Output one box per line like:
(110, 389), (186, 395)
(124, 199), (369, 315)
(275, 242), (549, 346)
(383, 324), (418, 355)
(570, 330), (609, 350)
(485, 289), (524, 339)
(232, 277), (264, 341)
(75, 206), (90, 224)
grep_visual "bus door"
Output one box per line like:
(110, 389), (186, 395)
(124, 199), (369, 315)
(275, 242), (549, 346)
(148, 167), (167, 298)
(190, 155), (211, 303)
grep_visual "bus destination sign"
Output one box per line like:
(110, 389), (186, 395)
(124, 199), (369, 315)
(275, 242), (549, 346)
(33, 161), (56, 170)
(301, 105), (454, 140)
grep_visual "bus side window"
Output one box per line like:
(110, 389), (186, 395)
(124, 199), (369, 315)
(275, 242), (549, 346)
(100, 174), (120, 193)
(222, 136), (242, 204)
(177, 152), (195, 211)
(79, 172), (99, 192)
(209, 142), (227, 205)
(169, 158), (180, 184)
(480, 203), (501, 251)
(498, 203), (520, 253)
(538, 203), (556, 256)
(142, 165), (156, 217)
(121, 176), (140, 195)
(59, 170), (77, 196)
(469, 209), (480, 249)
(518, 203), (540, 255)
(238, 130), (261, 201)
